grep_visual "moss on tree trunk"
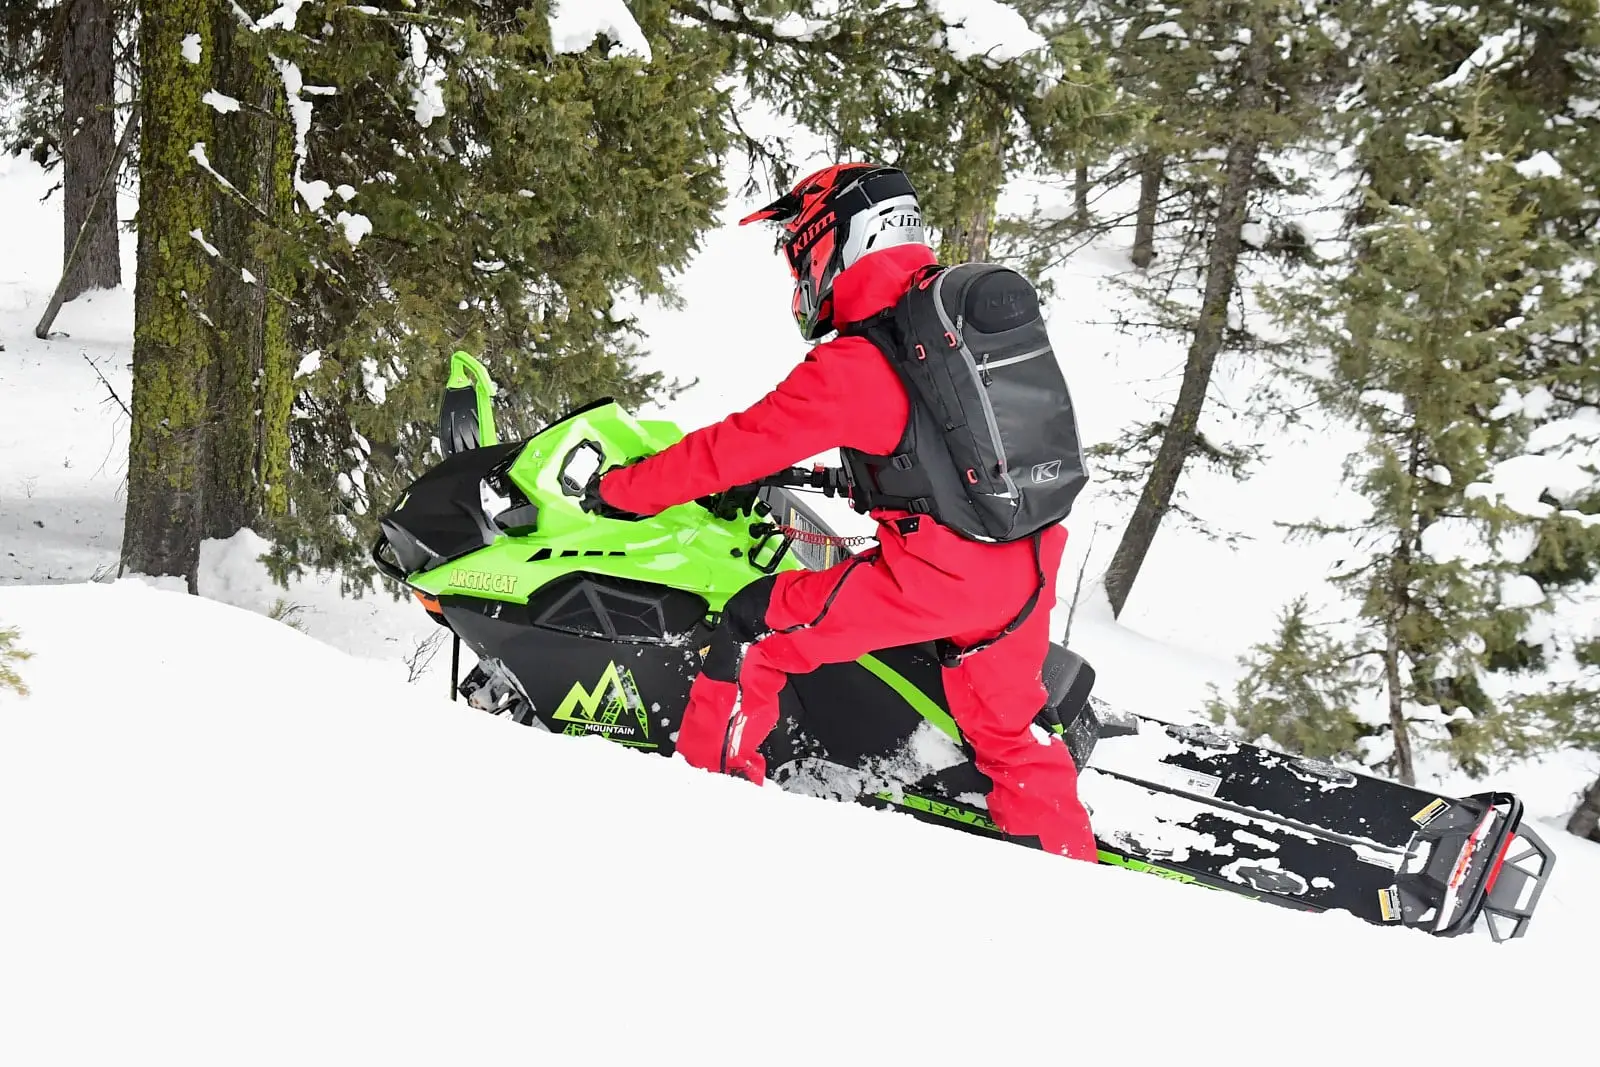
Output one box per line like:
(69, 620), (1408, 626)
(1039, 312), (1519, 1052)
(122, 0), (215, 589)
(203, 3), (294, 539)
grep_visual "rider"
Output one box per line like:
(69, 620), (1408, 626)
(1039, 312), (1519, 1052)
(587, 163), (1097, 861)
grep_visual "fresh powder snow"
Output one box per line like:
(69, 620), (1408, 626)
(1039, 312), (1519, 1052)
(1, 579), (1595, 1066)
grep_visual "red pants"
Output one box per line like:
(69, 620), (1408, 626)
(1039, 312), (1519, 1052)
(674, 519), (1096, 861)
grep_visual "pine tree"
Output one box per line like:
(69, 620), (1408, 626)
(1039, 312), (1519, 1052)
(1239, 0), (1600, 792)
(202, 0), (298, 538)
(261, 1), (731, 588)
(1204, 597), (1371, 761)
(1219, 93), (1589, 784)
(121, 0), (301, 588)
(1096, 0), (1342, 617)
(61, 0), (122, 298)
(674, 0), (1123, 264)
(1, 1), (133, 303)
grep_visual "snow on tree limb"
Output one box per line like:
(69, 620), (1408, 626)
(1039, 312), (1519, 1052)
(547, 0), (653, 62)
(1432, 24), (1523, 91)
(924, 0), (1047, 63)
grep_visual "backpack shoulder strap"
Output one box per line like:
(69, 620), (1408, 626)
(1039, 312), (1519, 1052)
(838, 307), (900, 368)
(837, 263), (944, 354)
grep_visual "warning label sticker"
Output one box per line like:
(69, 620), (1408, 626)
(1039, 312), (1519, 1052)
(1411, 798), (1449, 827)
(1156, 764), (1222, 798)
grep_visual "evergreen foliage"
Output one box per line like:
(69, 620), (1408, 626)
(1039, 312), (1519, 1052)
(1204, 596), (1370, 762)
(1217, 73), (1597, 782)
(264, 1), (730, 587)
(0, 625), (30, 697)
(673, 0), (1126, 264)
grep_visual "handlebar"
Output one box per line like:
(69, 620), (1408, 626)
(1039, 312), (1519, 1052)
(750, 465), (850, 497)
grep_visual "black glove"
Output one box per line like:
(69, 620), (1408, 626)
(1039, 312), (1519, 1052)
(696, 483), (762, 521)
(580, 464), (654, 521)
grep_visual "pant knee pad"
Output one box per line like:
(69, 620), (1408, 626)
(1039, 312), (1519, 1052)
(702, 575), (780, 683)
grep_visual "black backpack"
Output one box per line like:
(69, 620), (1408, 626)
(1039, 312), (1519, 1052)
(842, 261), (1088, 545)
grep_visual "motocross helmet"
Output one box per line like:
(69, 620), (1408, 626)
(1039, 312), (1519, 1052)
(739, 163), (929, 341)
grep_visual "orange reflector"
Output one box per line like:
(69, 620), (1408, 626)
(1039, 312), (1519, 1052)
(412, 590), (442, 614)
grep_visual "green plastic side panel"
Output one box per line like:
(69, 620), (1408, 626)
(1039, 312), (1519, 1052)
(447, 351), (499, 447)
(858, 654), (961, 744)
(406, 400), (803, 607)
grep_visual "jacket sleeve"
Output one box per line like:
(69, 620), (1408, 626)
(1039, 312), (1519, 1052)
(599, 347), (864, 517)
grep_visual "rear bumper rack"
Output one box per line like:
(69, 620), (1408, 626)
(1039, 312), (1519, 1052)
(1395, 791), (1556, 942)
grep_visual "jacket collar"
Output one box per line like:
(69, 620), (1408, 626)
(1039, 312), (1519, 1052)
(830, 243), (939, 329)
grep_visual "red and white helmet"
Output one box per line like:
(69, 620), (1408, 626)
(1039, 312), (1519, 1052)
(739, 163), (929, 341)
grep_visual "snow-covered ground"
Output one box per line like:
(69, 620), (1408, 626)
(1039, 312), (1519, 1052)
(4, 59), (1600, 1062)
(2, 579), (1596, 1066)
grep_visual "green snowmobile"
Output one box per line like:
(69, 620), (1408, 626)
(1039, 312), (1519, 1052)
(371, 352), (1555, 941)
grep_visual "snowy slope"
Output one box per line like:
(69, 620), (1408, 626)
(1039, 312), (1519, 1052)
(0, 580), (1594, 1067)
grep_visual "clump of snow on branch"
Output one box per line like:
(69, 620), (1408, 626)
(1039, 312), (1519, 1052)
(548, 0), (653, 61)
(255, 0), (307, 32)
(336, 211), (373, 249)
(926, 0), (1047, 63)
(188, 142), (240, 195)
(408, 26), (448, 128)
(1433, 24), (1522, 91)
(1466, 387), (1600, 524)
(189, 228), (221, 258)
(298, 179), (332, 213)
(181, 34), (203, 64)
(1513, 151), (1563, 180)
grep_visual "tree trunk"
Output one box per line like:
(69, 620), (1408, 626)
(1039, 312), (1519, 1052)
(1130, 151), (1162, 270)
(1568, 773), (1600, 842)
(1383, 612), (1417, 786)
(1102, 137), (1258, 617)
(60, 0), (121, 300)
(957, 192), (995, 264)
(36, 112), (139, 340)
(122, 1), (215, 589)
(202, 3), (295, 541)
(941, 107), (1005, 265)
(1073, 162), (1090, 231)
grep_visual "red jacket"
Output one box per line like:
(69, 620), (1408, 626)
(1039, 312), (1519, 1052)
(599, 243), (934, 520)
